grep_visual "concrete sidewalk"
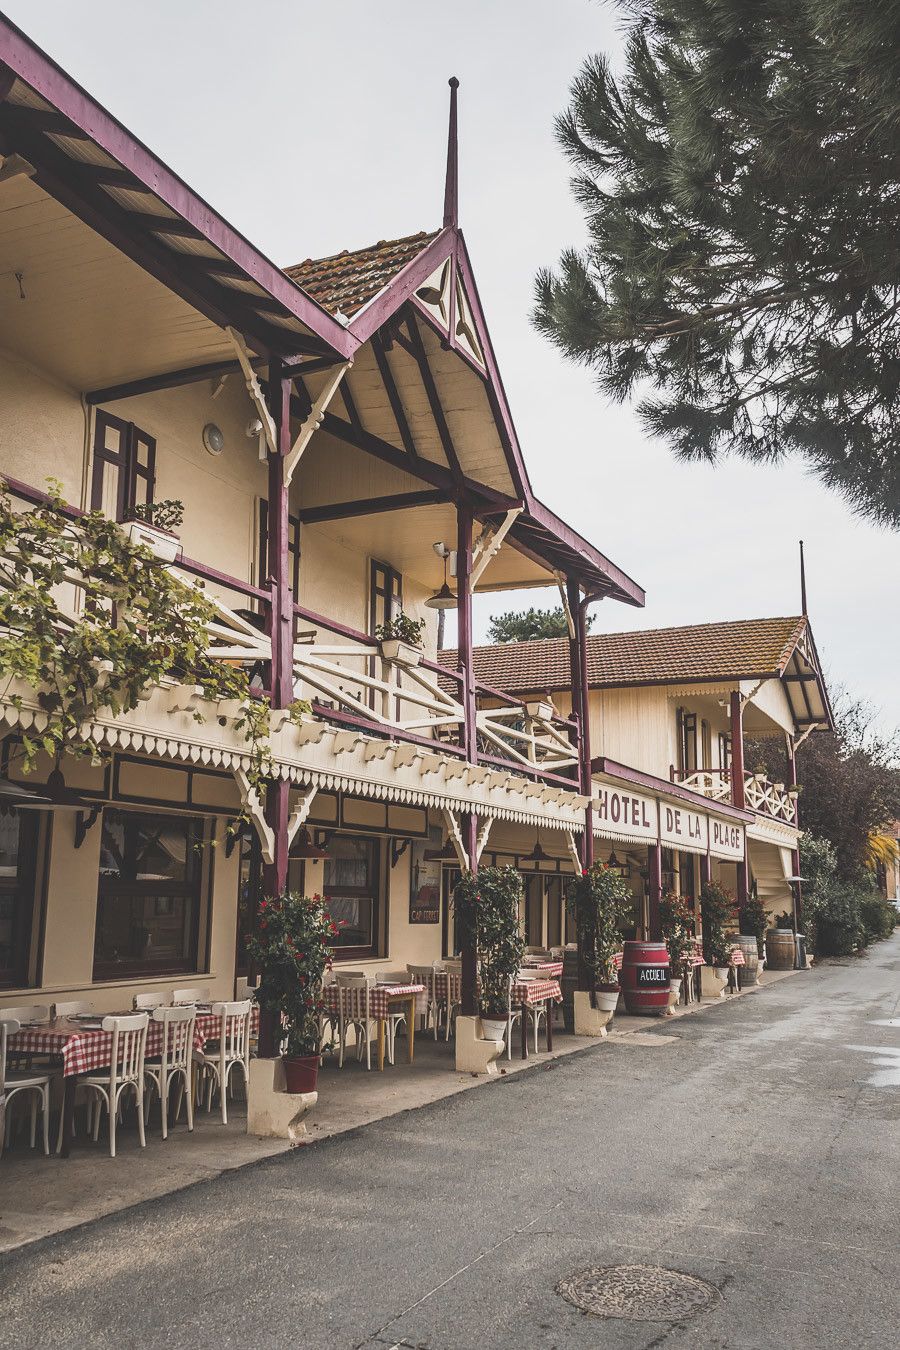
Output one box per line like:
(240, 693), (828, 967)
(0, 968), (797, 1253)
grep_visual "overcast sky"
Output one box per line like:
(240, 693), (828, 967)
(8, 0), (898, 730)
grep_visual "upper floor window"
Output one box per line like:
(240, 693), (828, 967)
(91, 410), (155, 521)
(677, 708), (697, 775)
(369, 559), (402, 635)
(718, 732), (732, 773)
(700, 719), (712, 770)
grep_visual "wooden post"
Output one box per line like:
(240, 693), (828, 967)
(258, 358), (293, 1057)
(730, 691), (749, 906)
(456, 504), (478, 1016)
(700, 854), (711, 889)
(568, 576), (594, 994)
(787, 738), (803, 931)
(648, 841), (663, 941)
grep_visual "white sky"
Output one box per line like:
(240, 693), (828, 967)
(7, 0), (898, 730)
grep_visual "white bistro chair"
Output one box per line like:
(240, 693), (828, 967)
(74, 1013), (149, 1158)
(172, 987), (206, 1006)
(434, 963), (463, 1041)
(1, 1018), (53, 1158)
(334, 974), (376, 1069)
(134, 991), (172, 1010)
(52, 1000), (94, 1018)
(193, 1000), (252, 1124)
(406, 964), (440, 1039)
(144, 1005), (197, 1139)
(374, 971), (412, 1063)
(0, 1004), (51, 1026)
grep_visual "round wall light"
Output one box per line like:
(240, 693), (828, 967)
(203, 422), (225, 456)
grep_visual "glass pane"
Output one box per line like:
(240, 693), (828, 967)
(324, 836), (373, 891)
(0, 810), (21, 881)
(100, 812), (195, 885)
(328, 895), (373, 948)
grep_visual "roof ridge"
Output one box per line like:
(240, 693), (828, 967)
(284, 229), (438, 273)
(463, 614), (806, 654)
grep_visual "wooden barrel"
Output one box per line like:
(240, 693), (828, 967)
(620, 940), (670, 1015)
(561, 947), (579, 1033)
(766, 929), (795, 970)
(736, 935), (759, 985)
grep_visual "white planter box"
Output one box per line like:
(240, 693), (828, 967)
(124, 519), (182, 563)
(379, 638), (422, 668)
(525, 700), (554, 722)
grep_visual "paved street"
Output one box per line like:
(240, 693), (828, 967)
(2, 939), (899, 1350)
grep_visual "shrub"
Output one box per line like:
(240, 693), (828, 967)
(805, 884), (863, 957)
(659, 891), (694, 968)
(245, 892), (336, 1057)
(700, 881), (737, 967)
(567, 863), (633, 989)
(860, 892), (896, 943)
(453, 868), (525, 1017)
(374, 610), (426, 647)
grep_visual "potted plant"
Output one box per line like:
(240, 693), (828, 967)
(567, 863), (632, 1031)
(737, 891), (767, 984)
(700, 880), (737, 993)
(452, 867), (524, 1045)
(123, 498), (185, 563)
(245, 891), (336, 1093)
(659, 892), (694, 1010)
(375, 611), (426, 668)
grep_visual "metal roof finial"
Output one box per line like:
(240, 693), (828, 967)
(443, 77), (460, 229)
(799, 539), (808, 616)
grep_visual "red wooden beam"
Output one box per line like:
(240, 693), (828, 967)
(86, 358), (249, 405)
(403, 311), (463, 480)
(296, 489), (446, 525)
(371, 332), (418, 459)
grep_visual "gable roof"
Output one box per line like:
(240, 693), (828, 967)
(285, 231), (440, 319)
(442, 616), (815, 692)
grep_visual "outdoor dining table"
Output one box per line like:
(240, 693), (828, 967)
(520, 959), (564, 978)
(431, 972), (562, 1060)
(323, 982), (425, 1072)
(8, 1008), (249, 1157)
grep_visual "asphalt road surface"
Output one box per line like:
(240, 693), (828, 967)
(2, 936), (899, 1350)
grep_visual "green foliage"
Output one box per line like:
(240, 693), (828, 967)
(859, 891), (897, 943)
(772, 911), (795, 932)
(797, 832), (889, 955)
(0, 480), (247, 773)
(487, 607), (595, 644)
(453, 867), (525, 1017)
(567, 862), (632, 987)
(738, 892), (768, 953)
(700, 880), (737, 966)
(534, 0), (900, 526)
(659, 891), (694, 967)
(128, 498), (184, 533)
(374, 610), (426, 647)
(245, 892), (336, 1057)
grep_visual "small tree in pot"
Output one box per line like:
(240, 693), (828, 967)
(567, 863), (632, 1010)
(738, 893), (768, 958)
(245, 892), (336, 1093)
(453, 867), (524, 1041)
(700, 881), (737, 972)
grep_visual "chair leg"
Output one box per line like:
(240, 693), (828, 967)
(136, 1084), (146, 1148)
(92, 1094), (102, 1142)
(108, 1093), (116, 1158)
(41, 1084), (49, 1156)
(29, 1093), (37, 1149)
(185, 1070), (194, 1131)
(160, 1073), (168, 1141)
(220, 1065), (228, 1125)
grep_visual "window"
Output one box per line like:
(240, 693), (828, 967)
(441, 865), (462, 959)
(0, 810), (39, 988)
(700, 719), (712, 770)
(90, 410), (156, 520)
(546, 877), (565, 948)
(257, 500), (302, 601)
(323, 834), (383, 959)
(94, 810), (207, 979)
(677, 708), (697, 775)
(524, 874), (543, 947)
(718, 732), (732, 773)
(369, 559), (402, 634)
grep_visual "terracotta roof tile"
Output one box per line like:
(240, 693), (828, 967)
(441, 616), (808, 694)
(284, 231), (439, 318)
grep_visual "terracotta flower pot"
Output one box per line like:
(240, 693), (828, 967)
(282, 1054), (319, 1094)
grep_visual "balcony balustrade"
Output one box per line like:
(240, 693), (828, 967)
(675, 767), (798, 825)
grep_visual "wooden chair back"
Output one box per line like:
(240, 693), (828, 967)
(172, 987), (205, 1005)
(134, 991), (172, 1010)
(151, 1005), (197, 1075)
(53, 1000), (93, 1018)
(334, 975), (373, 1024)
(210, 1000), (252, 1065)
(0, 1004), (50, 1025)
(101, 1013), (149, 1090)
(0, 1018), (21, 1098)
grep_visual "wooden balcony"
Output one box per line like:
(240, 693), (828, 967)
(674, 768), (798, 826)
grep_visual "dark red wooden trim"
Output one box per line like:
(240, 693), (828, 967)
(525, 496), (645, 608)
(591, 756), (754, 822)
(267, 364), (294, 710)
(371, 333), (419, 458)
(729, 692), (746, 810)
(404, 311), (463, 480)
(460, 809), (478, 1016)
(86, 358), (251, 405)
(0, 62), (16, 103)
(443, 78), (459, 229)
(0, 17), (355, 359)
(456, 504), (476, 763)
(348, 229), (454, 346)
(648, 841), (663, 941)
(294, 603), (371, 646)
(296, 490), (445, 525)
(178, 554), (269, 603)
(308, 703), (466, 758)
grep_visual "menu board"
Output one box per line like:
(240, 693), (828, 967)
(409, 830), (442, 924)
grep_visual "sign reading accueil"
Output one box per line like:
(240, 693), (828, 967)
(636, 964), (670, 988)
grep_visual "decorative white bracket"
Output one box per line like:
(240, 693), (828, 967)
(287, 784), (318, 848)
(469, 507), (522, 592)
(475, 815), (494, 863)
(233, 767), (275, 865)
(792, 723), (819, 752)
(554, 571), (577, 639)
(564, 829), (583, 875)
(225, 327), (278, 459)
(284, 362), (352, 485)
(442, 808), (469, 870)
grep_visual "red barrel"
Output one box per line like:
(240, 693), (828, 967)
(620, 940), (670, 1015)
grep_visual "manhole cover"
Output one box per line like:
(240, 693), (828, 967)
(556, 1264), (720, 1322)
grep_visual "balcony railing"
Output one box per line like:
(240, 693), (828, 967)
(675, 768), (798, 825)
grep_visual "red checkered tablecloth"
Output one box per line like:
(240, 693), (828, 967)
(511, 978), (562, 1006)
(323, 983), (425, 1021)
(730, 946), (745, 966)
(521, 960), (564, 978)
(7, 1009), (252, 1078)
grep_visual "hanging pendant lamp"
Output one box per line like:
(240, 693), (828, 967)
(425, 547), (457, 610)
(291, 827), (328, 860)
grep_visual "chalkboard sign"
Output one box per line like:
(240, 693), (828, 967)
(635, 964), (669, 988)
(409, 831), (442, 924)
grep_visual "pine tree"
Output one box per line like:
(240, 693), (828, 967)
(534, 0), (900, 526)
(487, 606), (594, 643)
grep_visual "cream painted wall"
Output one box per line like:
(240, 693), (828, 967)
(0, 347), (85, 504)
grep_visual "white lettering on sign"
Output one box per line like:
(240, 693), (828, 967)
(709, 818), (745, 860)
(660, 804), (708, 852)
(594, 787), (657, 841)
